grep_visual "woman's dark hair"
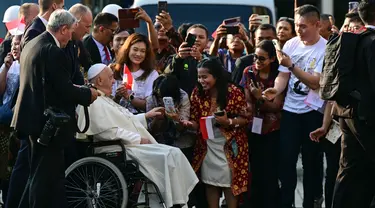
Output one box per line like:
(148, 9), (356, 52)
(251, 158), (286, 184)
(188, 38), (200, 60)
(152, 74), (181, 106)
(277, 17), (297, 36)
(197, 57), (229, 110)
(114, 33), (155, 80)
(114, 27), (133, 36)
(255, 40), (279, 79)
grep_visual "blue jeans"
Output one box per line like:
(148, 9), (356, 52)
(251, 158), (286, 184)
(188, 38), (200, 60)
(279, 110), (323, 208)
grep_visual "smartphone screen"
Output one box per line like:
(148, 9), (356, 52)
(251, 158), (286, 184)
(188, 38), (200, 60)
(158, 1), (168, 14)
(163, 97), (176, 114)
(185, 33), (197, 47)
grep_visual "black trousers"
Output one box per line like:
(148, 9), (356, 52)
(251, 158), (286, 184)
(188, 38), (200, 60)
(279, 110), (323, 208)
(18, 137), (67, 208)
(331, 118), (375, 208)
(249, 130), (280, 208)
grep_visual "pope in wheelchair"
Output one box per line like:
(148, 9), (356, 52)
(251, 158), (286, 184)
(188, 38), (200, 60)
(70, 64), (198, 208)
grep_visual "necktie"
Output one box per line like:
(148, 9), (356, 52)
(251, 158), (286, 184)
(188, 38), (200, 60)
(103, 46), (111, 64)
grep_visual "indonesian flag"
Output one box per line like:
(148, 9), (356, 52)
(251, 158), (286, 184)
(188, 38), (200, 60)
(123, 65), (133, 90)
(200, 116), (216, 140)
(5, 17), (25, 36)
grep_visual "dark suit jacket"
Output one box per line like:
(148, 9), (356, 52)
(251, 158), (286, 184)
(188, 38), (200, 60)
(12, 32), (92, 138)
(64, 40), (90, 85)
(232, 54), (254, 85)
(20, 17), (46, 50)
(0, 35), (12, 67)
(83, 35), (114, 67)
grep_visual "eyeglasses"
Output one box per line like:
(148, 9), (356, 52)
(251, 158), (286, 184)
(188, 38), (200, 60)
(278, 17), (295, 22)
(103, 26), (117, 35)
(253, 54), (268, 63)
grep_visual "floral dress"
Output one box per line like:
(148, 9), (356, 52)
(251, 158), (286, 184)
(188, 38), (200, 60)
(190, 84), (250, 196)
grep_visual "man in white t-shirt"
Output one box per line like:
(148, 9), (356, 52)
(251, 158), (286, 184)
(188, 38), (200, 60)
(263, 5), (326, 208)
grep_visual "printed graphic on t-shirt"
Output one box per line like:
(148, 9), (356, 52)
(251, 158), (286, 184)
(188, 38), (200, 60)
(289, 56), (317, 96)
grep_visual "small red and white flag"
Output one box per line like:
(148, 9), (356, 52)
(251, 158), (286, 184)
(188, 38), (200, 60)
(5, 17), (25, 36)
(200, 116), (217, 140)
(123, 65), (134, 90)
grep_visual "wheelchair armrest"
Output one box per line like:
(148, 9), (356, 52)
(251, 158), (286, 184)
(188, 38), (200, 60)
(88, 140), (127, 163)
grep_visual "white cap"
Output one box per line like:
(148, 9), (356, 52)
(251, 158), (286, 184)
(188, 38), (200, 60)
(3, 5), (20, 23)
(102, 4), (122, 19)
(88, 63), (107, 80)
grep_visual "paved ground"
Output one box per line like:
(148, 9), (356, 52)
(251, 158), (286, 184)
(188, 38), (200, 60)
(0, 155), (327, 208)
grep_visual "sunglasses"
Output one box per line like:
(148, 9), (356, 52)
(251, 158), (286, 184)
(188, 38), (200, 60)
(278, 17), (295, 22)
(253, 54), (268, 63)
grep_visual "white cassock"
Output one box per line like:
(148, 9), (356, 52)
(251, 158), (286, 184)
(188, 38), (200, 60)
(76, 94), (198, 208)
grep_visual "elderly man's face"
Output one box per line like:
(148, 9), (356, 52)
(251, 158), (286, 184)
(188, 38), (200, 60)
(97, 66), (115, 96)
(73, 12), (93, 41)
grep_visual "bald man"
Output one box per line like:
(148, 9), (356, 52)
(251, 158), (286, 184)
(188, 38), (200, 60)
(76, 64), (198, 208)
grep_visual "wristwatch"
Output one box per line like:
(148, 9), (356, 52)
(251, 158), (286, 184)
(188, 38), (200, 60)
(288, 64), (295, 72)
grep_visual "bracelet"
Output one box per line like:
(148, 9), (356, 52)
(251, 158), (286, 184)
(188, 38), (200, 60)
(288, 63), (295, 72)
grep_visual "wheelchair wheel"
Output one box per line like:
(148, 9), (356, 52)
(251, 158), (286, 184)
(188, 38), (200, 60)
(65, 157), (128, 208)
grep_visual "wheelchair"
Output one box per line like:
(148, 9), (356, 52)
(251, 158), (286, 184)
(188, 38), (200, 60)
(65, 138), (167, 208)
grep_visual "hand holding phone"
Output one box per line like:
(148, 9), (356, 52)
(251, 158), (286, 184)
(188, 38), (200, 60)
(223, 17), (241, 26)
(272, 39), (281, 51)
(163, 97), (177, 114)
(258, 15), (270, 24)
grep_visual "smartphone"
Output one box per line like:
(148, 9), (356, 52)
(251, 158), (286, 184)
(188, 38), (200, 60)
(158, 1), (168, 14)
(223, 25), (239, 34)
(185, 33), (197, 47)
(214, 111), (225, 116)
(118, 8), (140, 29)
(248, 69), (258, 88)
(272, 39), (281, 51)
(258, 15), (270, 24)
(349, 2), (359, 12)
(223, 17), (241, 26)
(163, 97), (176, 114)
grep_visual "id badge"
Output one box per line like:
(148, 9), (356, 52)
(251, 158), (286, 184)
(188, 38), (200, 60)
(231, 139), (238, 158)
(251, 117), (263, 134)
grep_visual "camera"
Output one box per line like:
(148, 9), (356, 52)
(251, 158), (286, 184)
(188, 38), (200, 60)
(38, 108), (71, 146)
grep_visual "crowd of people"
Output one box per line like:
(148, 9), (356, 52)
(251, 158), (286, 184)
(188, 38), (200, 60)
(0, 0), (374, 208)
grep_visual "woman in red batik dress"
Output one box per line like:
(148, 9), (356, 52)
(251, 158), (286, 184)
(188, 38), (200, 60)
(181, 57), (250, 208)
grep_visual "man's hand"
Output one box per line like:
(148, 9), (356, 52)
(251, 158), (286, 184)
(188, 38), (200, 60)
(248, 14), (261, 32)
(276, 50), (293, 68)
(262, 88), (278, 101)
(238, 24), (249, 42)
(156, 11), (173, 31)
(140, 138), (152, 144)
(215, 25), (227, 39)
(166, 111), (179, 122)
(310, 127), (327, 143)
(190, 46), (202, 61)
(178, 42), (191, 59)
(90, 88), (100, 103)
(4, 53), (13, 69)
(135, 8), (152, 24)
(145, 107), (165, 118)
(215, 111), (230, 127)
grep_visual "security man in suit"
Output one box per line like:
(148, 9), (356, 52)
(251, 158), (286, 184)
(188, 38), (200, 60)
(20, 0), (65, 49)
(11, 10), (99, 208)
(83, 12), (118, 66)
